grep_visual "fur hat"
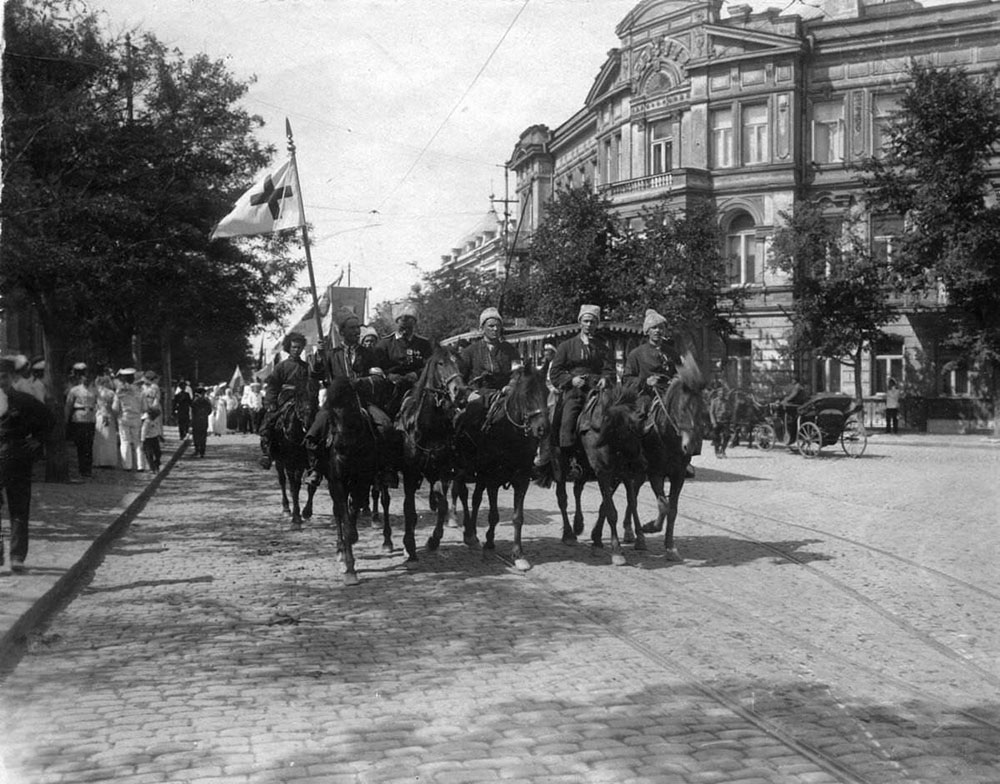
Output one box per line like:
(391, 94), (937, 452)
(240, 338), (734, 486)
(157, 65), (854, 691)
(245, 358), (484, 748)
(642, 309), (667, 334)
(578, 304), (601, 322)
(543, 343), (557, 353)
(117, 367), (136, 377)
(30, 359), (46, 372)
(394, 302), (418, 322)
(479, 307), (502, 328)
(360, 325), (379, 341)
(336, 307), (360, 330)
(71, 362), (88, 373)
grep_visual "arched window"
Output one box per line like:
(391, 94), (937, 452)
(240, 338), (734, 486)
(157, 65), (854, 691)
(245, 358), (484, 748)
(726, 214), (757, 285)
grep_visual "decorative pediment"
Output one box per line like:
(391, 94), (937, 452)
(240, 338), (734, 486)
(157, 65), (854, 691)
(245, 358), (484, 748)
(698, 24), (804, 62)
(585, 50), (624, 106)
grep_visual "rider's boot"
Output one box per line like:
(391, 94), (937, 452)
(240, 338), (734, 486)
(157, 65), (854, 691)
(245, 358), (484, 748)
(258, 432), (272, 470)
(303, 444), (321, 489)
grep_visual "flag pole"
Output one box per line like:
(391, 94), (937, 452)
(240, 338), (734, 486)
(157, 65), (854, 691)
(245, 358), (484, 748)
(285, 119), (326, 348)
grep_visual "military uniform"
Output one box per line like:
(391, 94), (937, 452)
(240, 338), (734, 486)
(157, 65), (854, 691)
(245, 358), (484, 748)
(549, 334), (615, 448)
(1, 387), (51, 570)
(65, 378), (98, 477)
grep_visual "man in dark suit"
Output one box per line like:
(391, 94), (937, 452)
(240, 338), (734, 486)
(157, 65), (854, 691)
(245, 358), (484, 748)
(373, 302), (434, 417)
(0, 355), (52, 574)
(548, 304), (616, 478)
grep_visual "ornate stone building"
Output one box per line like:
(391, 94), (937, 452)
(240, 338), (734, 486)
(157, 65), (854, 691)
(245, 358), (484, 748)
(507, 0), (1000, 431)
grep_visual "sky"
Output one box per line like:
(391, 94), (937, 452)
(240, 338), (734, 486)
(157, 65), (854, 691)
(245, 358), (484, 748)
(86, 0), (957, 335)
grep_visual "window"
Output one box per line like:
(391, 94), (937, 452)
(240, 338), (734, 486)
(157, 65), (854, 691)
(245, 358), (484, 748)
(871, 214), (904, 265)
(941, 360), (972, 396)
(649, 120), (673, 175)
(711, 108), (733, 168)
(726, 214), (757, 285)
(815, 358), (842, 393)
(813, 100), (845, 164)
(725, 339), (752, 389)
(602, 133), (622, 184)
(872, 338), (903, 394)
(741, 103), (769, 164)
(872, 94), (899, 158)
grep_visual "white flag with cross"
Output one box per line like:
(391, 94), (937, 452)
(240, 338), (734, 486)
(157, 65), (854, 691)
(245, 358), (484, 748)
(210, 157), (304, 239)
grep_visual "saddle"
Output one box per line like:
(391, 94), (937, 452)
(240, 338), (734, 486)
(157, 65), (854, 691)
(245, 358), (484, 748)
(576, 389), (606, 436)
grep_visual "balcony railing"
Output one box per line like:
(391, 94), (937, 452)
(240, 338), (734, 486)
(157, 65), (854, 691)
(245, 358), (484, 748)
(597, 172), (673, 197)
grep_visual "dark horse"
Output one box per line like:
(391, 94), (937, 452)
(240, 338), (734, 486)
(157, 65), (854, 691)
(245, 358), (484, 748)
(392, 349), (465, 563)
(324, 377), (380, 585)
(453, 365), (550, 571)
(271, 394), (318, 529)
(631, 352), (706, 560)
(579, 385), (647, 566)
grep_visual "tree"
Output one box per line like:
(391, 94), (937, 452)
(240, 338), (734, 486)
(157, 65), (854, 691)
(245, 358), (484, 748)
(513, 186), (625, 325)
(769, 201), (898, 400)
(861, 62), (1000, 434)
(405, 265), (496, 345)
(2, 0), (305, 476)
(616, 199), (745, 346)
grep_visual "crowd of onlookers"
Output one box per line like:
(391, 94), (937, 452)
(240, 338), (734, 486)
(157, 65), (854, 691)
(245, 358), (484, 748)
(0, 353), (266, 574)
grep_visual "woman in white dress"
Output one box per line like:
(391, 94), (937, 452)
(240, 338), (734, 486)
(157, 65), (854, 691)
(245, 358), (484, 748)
(92, 375), (119, 468)
(212, 384), (228, 436)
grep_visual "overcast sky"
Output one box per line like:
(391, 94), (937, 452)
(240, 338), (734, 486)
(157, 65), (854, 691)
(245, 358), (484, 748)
(87, 0), (959, 333)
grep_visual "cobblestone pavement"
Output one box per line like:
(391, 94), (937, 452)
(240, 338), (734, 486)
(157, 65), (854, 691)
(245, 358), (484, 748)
(0, 432), (997, 783)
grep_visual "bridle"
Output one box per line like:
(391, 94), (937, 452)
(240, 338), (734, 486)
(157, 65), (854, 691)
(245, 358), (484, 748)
(502, 395), (547, 438)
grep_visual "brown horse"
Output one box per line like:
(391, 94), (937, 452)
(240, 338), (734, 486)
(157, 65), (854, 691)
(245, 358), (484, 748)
(271, 396), (319, 529)
(454, 365), (550, 570)
(323, 377), (380, 585)
(578, 385), (647, 566)
(632, 353), (706, 560)
(393, 349), (465, 563)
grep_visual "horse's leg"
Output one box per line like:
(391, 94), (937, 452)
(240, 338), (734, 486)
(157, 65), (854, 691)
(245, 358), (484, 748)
(330, 480), (358, 585)
(402, 471), (419, 564)
(289, 470), (303, 529)
(573, 479), (586, 536)
(453, 479), (470, 532)
(663, 466), (687, 561)
(380, 483), (394, 553)
(276, 464), (291, 515)
(626, 477), (646, 551)
(426, 477), (448, 552)
(555, 481), (575, 544)
(510, 480), (530, 571)
(600, 480), (626, 567)
(464, 482), (485, 550)
(483, 483), (500, 551)
(302, 475), (317, 520)
(370, 482), (381, 524)
(641, 474), (668, 534)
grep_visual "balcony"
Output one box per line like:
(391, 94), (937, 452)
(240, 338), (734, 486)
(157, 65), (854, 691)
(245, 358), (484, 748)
(597, 172), (673, 197)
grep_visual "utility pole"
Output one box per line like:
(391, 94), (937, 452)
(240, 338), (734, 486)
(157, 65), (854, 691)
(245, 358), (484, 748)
(124, 34), (134, 124)
(491, 164), (518, 258)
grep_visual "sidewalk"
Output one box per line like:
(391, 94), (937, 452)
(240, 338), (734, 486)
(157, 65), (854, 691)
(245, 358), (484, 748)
(0, 431), (188, 670)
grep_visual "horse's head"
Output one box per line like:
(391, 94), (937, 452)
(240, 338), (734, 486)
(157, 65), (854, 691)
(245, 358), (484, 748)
(417, 348), (466, 406)
(660, 352), (706, 456)
(503, 363), (550, 440)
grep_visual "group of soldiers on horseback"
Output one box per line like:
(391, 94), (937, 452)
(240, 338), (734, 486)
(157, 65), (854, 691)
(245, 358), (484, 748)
(254, 300), (705, 582)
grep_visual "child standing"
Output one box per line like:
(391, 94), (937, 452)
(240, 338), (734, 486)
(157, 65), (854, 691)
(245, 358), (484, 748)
(140, 406), (163, 472)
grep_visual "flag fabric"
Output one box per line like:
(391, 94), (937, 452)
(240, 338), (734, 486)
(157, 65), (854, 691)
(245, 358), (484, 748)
(228, 366), (245, 397)
(211, 158), (303, 239)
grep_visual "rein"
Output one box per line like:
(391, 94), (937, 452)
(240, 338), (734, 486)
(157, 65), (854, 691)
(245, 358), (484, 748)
(502, 396), (545, 437)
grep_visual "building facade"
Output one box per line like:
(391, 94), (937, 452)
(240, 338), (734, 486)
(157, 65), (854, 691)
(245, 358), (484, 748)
(506, 0), (1000, 432)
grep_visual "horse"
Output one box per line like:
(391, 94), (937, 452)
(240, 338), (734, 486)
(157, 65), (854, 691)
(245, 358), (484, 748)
(453, 365), (550, 571)
(322, 377), (381, 585)
(632, 353), (706, 560)
(578, 385), (647, 566)
(391, 348), (465, 563)
(270, 394), (319, 529)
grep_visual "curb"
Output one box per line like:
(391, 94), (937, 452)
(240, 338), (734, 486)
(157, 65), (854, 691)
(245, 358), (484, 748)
(0, 439), (190, 671)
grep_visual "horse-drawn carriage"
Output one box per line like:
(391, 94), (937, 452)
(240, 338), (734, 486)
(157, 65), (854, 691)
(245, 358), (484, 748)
(783, 393), (868, 458)
(728, 390), (778, 451)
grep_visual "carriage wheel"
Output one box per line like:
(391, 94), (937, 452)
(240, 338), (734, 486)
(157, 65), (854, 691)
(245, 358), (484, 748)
(797, 422), (822, 458)
(753, 423), (776, 451)
(841, 416), (868, 458)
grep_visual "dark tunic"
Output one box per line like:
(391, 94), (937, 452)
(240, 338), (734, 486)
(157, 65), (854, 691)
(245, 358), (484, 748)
(374, 332), (434, 383)
(263, 356), (317, 409)
(548, 334), (615, 392)
(622, 341), (681, 394)
(327, 343), (377, 380)
(458, 340), (520, 391)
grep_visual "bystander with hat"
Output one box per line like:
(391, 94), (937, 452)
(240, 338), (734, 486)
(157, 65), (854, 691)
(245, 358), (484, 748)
(112, 368), (145, 471)
(64, 362), (98, 478)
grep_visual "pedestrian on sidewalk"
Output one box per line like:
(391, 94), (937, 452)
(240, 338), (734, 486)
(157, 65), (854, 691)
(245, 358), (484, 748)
(93, 372), (119, 469)
(190, 386), (213, 458)
(172, 379), (192, 440)
(64, 362), (97, 478)
(140, 406), (163, 472)
(0, 355), (52, 574)
(885, 378), (900, 434)
(709, 383), (732, 458)
(113, 368), (145, 471)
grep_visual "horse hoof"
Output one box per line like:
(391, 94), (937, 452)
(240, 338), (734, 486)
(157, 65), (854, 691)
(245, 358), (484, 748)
(562, 534), (577, 545)
(513, 557), (531, 572)
(573, 520), (584, 536)
(483, 541), (495, 551)
(634, 538), (647, 552)
(590, 542), (604, 552)
(343, 572), (360, 586)
(290, 520), (303, 531)
(404, 556), (419, 570)
(464, 535), (481, 550)
(611, 553), (627, 567)
(382, 542), (394, 554)
(664, 547), (683, 562)
(623, 530), (636, 544)
(302, 508), (312, 520)
(372, 512), (381, 523)
(426, 536), (440, 552)
(640, 522), (662, 534)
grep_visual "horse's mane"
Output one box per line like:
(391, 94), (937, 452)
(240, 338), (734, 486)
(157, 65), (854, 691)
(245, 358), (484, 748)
(675, 351), (704, 392)
(411, 347), (455, 397)
(507, 364), (547, 413)
(324, 376), (357, 409)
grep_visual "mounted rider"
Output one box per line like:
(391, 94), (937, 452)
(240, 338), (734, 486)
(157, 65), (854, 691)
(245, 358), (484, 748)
(257, 331), (321, 470)
(302, 307), (394, 488)
(455, 307), (521, 427)
(622, 308), (681, 421)
(548, 304), (616, 479)
(373, 301), (434, 417)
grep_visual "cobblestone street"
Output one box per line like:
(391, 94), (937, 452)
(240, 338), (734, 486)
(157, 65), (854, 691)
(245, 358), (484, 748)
(0, 432), (997, 783)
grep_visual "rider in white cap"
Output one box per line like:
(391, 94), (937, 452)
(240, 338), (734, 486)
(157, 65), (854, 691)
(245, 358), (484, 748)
(622, 309), (680, 414)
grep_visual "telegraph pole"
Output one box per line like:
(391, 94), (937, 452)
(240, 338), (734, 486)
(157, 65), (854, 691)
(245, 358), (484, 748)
(491, 164), (518, 257)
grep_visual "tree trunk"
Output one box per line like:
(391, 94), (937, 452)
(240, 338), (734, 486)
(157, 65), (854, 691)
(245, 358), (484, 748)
(853, 346), (865, 403)
(41, 332), (71, 483)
